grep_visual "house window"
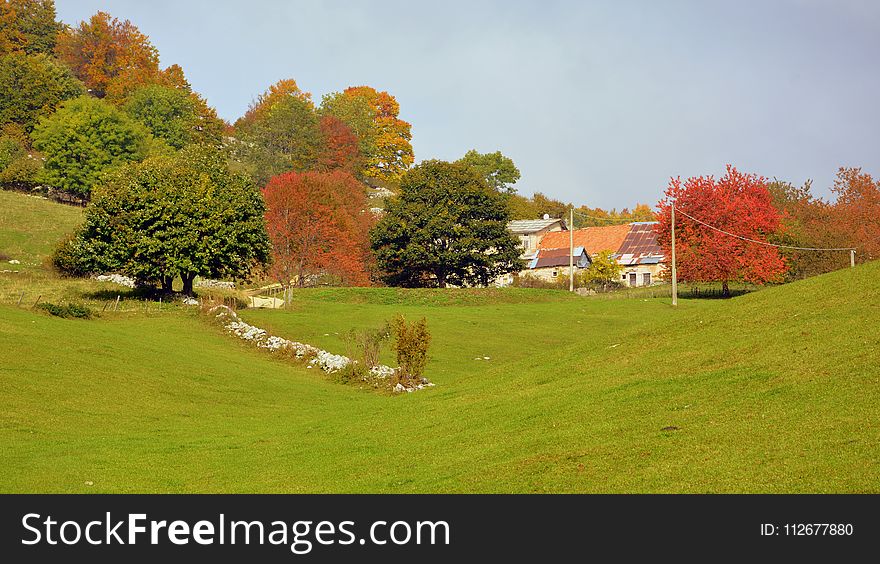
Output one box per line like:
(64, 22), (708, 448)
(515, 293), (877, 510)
(643, 273), (651, 286)
(621, 274), (627, 280)
(628, 272), (637, 286)
(551, 269), (559, 278)
(520, 236), (530, 251)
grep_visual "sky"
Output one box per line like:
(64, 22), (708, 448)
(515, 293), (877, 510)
(55, 0), (880, 210)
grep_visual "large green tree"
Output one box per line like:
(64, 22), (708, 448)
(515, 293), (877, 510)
(0, 124), (40, 186)
(456, 149), (520, 193)
(124, 83), (220, 149)
(370, 160), (523, 287)
(73, 145), (270, 294)
(31, 95), (157, 197)
(0, 52), (84, 131)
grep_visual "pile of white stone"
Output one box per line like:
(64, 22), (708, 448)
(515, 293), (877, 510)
(209, 305), (433, 392)
(195, 279), (235, 290)
(94, 273), (136, 288)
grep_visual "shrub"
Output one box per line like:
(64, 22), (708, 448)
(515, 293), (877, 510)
(511, 273), (569, 290)
(390, 315), (431, 382)
(36, 302), (93, 319)
(338, 323), (392, 385)
(50, 234), (90, 277)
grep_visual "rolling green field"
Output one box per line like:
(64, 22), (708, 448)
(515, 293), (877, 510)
(1, 190), (878, 492)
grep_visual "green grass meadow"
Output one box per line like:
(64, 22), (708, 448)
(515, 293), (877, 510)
(1, 191), (878, 493)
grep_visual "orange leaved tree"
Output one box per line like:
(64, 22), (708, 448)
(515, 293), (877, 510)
(263, 170), (373, 287)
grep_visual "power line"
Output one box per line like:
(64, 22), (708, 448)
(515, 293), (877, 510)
(673, 206), (856, 252)
(570, 208), (642, 224)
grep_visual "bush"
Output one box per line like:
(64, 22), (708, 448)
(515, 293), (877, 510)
(391, 315), (431, 382)
(36, 302), (93, 319)
(51, 234), (90, 277)
(512, 273), (570, 290)
(337, 323), (392, 385)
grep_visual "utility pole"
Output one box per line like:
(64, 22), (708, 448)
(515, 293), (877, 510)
(569, 207), (574, 292)
(850, 249), (856, 269)
(671, 204), (678, 306)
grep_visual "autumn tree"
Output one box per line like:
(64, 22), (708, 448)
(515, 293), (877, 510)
(232, 79), (323, 186)
(320, 86), (413, 183)
(656, 165), (787, 297)
(263, 170), (373, 287)
(370, 160), (523, 287)
(0, 51), (84, 131)
(235, 78), (311, 129)
(31, 95), (159, 196)
(768, 179), (849, 279)
(317, 115), (361, 174)
(55, 11), (186, 102)
(71, 145), (270, 294)
(0, 0), (61, 56)
(831, 167), (880, 262)
(456, 149), (520, 193)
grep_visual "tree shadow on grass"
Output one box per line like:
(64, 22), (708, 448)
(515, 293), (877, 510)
(82, 286), (161, 301)
(679, 287), (754, 300)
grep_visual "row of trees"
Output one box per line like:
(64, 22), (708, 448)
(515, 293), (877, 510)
(655, 166), (880, 296)
(3, 2), (876, 295)
(0, 2), (527, 292)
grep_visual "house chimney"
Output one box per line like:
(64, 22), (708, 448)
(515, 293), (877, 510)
(543, 213), (550, 220)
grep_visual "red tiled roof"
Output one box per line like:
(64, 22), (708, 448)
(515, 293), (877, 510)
(538, 224), (632, 254)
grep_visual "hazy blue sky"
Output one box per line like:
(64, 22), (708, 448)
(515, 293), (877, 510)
(55, 0), (879, 209)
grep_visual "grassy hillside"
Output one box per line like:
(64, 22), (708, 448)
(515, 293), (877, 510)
(0, 190), (876, 493)
(2, 259), (877, 493)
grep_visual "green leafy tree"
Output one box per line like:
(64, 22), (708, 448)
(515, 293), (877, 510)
(370, 160), (523, 287)
(0, 125), (41, 186)
(0, 52), (84, 131)
(73, 145), (270, 294)
(456, 149), (520, 193)
(31, 95), (158, 197)
(123, 84), (219, 149)
(0, 0), (61, 56)
(579, 250), (623, 290)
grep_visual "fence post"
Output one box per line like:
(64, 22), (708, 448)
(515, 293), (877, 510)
(850, 249), (856, 269)
(114, 295), (120, 311)
(17, 292), (24, 306)
(31, 295), (41, 308)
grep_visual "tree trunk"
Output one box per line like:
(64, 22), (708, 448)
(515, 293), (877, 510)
(182, 273), (196, 296)
(161, 276), (173, 293)
(437, 272), (446, 288)
(722, 280), (730, 298)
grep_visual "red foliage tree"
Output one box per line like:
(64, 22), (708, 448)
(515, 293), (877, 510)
(656, 165), (787, 296)
(832, 167), (880, 263)
(263, 170), (373, 287)
(317, 115), (361, 173)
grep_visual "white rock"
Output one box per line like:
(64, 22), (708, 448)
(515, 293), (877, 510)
(8, 259), (20, 264)
(94, 273), (136, 288)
